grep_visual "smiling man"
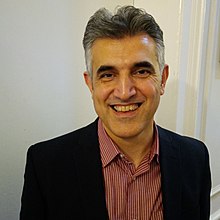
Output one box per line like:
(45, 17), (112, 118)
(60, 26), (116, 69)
(84, 34), (168, 168)
(20, 6), (211, 220)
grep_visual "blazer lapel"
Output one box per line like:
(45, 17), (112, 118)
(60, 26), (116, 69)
(73, 121), (109, 219)
(158, 126), (181, 220)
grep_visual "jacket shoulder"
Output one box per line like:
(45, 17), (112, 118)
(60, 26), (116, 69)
(157, 125), (209, 157)
(27, 120), (98, 158)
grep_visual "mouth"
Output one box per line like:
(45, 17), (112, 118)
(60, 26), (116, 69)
(110, 103), (142, 112)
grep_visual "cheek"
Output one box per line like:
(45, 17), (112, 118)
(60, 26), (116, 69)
(92, 86), (111, 104)
(140, 80), (161, 98)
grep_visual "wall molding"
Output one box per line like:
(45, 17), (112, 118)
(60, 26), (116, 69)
(176, 0), (211, 138)
(211, 184), (220, 198)
(210, 209), (220, 220)
(211, 184), (220, 220)
(176, 0), (219, 140)
(200, 0), (220, 141)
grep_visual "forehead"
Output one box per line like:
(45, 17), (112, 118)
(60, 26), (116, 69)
(91, 34), (158, 72)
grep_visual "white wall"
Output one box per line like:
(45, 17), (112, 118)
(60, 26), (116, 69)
(0, 1), (133, 219)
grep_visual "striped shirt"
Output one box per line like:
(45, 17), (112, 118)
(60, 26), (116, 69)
(98, 119), (163, 220)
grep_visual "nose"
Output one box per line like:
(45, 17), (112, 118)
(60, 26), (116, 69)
(113, 75), (136, 101)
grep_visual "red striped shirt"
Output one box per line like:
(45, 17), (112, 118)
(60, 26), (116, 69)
(98, 119), (163, 220)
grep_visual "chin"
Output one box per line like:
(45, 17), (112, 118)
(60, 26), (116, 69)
(109, 125), (143, 139)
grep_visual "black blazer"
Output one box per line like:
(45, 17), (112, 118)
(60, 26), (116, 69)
(20, 120), (211, 220)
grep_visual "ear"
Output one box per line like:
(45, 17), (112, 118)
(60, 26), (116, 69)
(83, 71), (93, 94)
(160, 64), (169, 95)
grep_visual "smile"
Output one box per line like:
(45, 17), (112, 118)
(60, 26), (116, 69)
(111, 104), (140, 112)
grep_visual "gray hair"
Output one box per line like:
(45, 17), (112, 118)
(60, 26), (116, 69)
(83, 6), (165, 76)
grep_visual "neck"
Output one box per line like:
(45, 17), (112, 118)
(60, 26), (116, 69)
(107, 123), (155, 168)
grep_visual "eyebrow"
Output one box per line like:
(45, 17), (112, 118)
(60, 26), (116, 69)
(96, 65), (114, 75)
(96, 61), (156, 75)
(132, 61), (155, 73)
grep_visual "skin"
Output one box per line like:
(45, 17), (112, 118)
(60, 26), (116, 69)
(84, 34), (169, 167)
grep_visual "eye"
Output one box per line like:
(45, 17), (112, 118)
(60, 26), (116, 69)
(134, 69), (151, 77)
(99, 72), (114, 81)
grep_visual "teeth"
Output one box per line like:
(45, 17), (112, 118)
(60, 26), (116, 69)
(113, 104), (139, 112)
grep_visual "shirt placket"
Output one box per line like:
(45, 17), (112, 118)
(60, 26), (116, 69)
(117, 155), (140, 220)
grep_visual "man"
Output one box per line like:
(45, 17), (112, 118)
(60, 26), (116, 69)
(20, 6), (211, 220)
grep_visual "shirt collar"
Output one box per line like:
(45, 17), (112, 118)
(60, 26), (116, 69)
(150, 125), (160, 164)
(98, 119), (160, 167)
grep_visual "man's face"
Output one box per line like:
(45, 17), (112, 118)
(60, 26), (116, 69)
(84, 34), (168, 141)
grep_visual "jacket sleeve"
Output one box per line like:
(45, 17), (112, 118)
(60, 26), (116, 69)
(200, 144), (212, 220)
(20, 146), (46, 220)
